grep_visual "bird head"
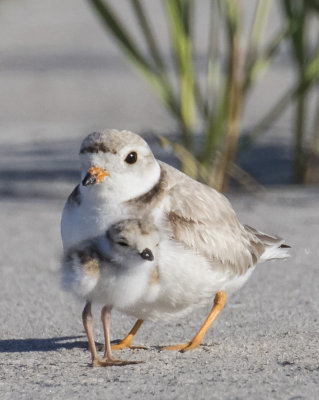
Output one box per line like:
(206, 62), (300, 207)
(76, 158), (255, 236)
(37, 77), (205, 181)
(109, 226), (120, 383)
(79, 129), (160, 202)
(105, 218), (159, 266)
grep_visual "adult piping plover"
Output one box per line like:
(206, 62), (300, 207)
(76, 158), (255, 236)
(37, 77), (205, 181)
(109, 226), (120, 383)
(62, 218), (159, 366)
(61, 129), (290, 355)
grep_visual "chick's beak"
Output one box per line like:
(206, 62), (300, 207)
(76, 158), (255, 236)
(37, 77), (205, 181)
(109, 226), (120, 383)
(82, 166), (109, 186)
(140, 248), (154, 262)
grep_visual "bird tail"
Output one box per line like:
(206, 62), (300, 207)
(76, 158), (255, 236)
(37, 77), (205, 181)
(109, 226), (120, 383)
(245, 225), (291, 262)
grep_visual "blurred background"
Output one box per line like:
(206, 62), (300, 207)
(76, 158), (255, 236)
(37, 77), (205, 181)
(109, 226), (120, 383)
(1, 0), (319, 202)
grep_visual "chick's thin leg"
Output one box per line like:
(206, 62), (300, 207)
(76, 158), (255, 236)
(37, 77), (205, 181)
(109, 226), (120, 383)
(82, 301), (99, 366)
(162, 291), (227, 352)
(111, 319), (145, 350)
(96, 306), (142, 366)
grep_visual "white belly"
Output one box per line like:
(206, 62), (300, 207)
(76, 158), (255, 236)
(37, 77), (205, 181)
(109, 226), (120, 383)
(120, 239), (256, 322)
(89, 266), (154, 309)
(62, 236), (255, 321)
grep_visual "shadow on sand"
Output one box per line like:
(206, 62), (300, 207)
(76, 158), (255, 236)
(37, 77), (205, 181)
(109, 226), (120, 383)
(0, 336), (88, 353)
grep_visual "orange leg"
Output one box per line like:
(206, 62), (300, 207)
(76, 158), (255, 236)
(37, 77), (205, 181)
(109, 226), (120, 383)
(82, 301), (99, 365)
(162, 291), (227, 352)
(111, 319), (145, 350)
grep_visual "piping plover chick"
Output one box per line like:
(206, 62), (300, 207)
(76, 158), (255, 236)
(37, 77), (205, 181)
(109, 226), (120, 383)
(62, 218), (159, 366)
(61, 129), (290, 354)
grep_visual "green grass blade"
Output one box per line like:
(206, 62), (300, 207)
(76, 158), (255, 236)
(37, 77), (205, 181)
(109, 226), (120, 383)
(201, 79), (230, 164)
(159, 135), (200, 179)
(220, 0), (240, 38)
(305, 46), (319, 82)
(163, 0), (196, 148)
(130, 0), (166, 70)
(307, 0), (319, 13)
(206, 0), (222, 118)
(129, 0), (182, 119)
(281, 0), (307, 67)
(248, 0), (273, 56)
(88, 0), (150, 70)
(244, 23), (289, 92)
(310, 84), (319, 155)
(242, 44), (319, 152)
(87, 0), (182, 121)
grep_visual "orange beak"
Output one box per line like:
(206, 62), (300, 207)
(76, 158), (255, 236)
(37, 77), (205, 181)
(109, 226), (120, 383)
(82, 166), (109, 186)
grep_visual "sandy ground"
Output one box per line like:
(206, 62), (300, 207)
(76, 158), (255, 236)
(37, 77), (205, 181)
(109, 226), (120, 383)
(0, 1), (318, 399)
(1, 189), (318, 400)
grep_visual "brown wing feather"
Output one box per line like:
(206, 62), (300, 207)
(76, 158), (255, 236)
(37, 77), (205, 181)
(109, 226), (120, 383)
(160, 162), (259, 274)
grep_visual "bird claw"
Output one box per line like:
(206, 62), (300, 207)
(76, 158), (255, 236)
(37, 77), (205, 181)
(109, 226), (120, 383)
(160, 342), (199, 352)
(111, 343), (148, 351)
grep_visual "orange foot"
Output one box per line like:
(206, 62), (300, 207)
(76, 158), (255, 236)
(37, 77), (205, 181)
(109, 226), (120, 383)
(111, 341), (147, 351)
(161, 341), (199, 352)
(162, 291), (227, 353)
(111, 319), (145, 351)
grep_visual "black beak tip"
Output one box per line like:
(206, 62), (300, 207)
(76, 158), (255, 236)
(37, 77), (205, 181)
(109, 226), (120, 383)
(140, 248), (154, 262)
(82, 173), (96, 187)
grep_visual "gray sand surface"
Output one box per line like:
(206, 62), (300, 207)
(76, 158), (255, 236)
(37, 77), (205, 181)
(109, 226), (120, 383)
(0, 1), (318, 399)
(1, 189), (318, 400)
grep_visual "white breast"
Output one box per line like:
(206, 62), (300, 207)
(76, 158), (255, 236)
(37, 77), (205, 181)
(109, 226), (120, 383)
(89, 262), (156, 309)
(61, 193), (129, 250)
(122, 238), (255, 322)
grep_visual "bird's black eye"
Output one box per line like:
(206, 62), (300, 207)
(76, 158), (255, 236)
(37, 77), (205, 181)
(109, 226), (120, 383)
(124, 151), (138, 164)
(140, 248), (154, 261)
(117, 241), (129, 247)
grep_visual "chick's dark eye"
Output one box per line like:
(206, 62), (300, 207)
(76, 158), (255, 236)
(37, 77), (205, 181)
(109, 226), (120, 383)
(117, 241), (129, 247)
(125, 151), (138, 164)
